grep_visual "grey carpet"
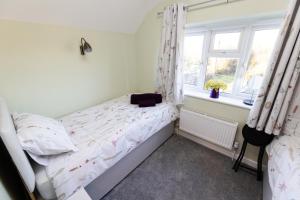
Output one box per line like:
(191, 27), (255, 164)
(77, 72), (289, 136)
(102, 135), (262, 200)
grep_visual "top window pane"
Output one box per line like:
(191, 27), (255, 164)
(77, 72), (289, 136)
(213, 32), (241, 50)
(183, 35), (204, 86)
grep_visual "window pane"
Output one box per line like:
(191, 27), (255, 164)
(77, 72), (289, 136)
(183, 35), (204, 86)
(205, 57), (239, 92)
(213, 32), (241, 50)
(241, 29), (279, 94)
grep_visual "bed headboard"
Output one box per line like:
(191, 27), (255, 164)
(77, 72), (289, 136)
(0, 98), (35, 192)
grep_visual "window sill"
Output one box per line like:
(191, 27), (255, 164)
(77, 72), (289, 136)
(184, 90), (252, 110)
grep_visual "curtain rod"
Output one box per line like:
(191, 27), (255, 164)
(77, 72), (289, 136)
(157, 0), (245, 16)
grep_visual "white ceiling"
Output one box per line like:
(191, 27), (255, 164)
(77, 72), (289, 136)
(0, 0), (163, 33)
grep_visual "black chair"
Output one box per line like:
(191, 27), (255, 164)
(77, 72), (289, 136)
(232, 125), (274, 181)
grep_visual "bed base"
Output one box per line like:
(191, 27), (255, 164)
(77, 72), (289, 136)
(85, 122), (175, 200)
(263, 165), (272, 200)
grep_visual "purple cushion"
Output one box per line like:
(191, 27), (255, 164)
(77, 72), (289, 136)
(131, 93), (162, 104)
(138, 99), (156, 107)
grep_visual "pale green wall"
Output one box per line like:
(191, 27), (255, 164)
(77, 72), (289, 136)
(135, 0), (289, 161)
(0, 20), (137, 118)
(0, 19), (137, 199)
(0, 181), (11, 200)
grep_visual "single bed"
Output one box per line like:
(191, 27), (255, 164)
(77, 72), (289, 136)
(263, 135), (300, 200)
(0, 95), (178, 200)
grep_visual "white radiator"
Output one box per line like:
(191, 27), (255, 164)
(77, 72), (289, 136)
(179, 109), (238, 149)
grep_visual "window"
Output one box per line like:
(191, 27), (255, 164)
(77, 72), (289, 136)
(205, 57), (239, 92)
(240, 29), (279, 94)
(183, 35), (204, 86)
(213, 32), (241, 50)
(183, 18), (280, 99)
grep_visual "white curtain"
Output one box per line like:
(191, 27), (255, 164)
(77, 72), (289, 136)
(156, 3), (186, 105)
(247, 0), (300, 135)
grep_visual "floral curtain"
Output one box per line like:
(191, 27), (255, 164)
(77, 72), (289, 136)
(156, 3), (186, 105)
(247, 0), (300, 135)
(282, 81), (300, 137)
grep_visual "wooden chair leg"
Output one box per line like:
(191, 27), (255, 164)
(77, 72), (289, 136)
(233, 140), (247, 171)
(257, 146), (265, 181)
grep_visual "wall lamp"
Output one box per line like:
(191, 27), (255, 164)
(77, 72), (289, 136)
(80, 38), (92, 55)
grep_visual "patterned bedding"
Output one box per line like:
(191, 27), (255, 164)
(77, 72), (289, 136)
(266, 135), (300, 200)
(44, 95), (178, 200)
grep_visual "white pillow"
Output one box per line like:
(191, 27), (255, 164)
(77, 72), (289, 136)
(13, 113), (78, 156)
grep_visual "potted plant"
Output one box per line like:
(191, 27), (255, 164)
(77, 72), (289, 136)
(205, 79), (227, 99)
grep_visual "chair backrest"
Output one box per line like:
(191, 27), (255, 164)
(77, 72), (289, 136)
(0, 98), (35, 192)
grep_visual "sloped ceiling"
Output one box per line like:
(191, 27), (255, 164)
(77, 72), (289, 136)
(0, 0), (163, 33)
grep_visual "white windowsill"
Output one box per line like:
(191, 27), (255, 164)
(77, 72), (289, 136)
(184, 90), (252, 110)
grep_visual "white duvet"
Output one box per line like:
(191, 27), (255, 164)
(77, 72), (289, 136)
(45, 95), (178, 200)
(266, 135), (300, 200)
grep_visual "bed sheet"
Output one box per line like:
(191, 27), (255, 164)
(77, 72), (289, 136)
(44, 95), (178, 200)
(266, 135), (300, 200)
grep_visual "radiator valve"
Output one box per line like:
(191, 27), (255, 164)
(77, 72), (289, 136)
(233, 142), (239, 149)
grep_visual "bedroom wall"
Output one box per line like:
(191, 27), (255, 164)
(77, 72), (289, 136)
(0, 20), (137, 118)
(135, 0), (289, 162)
(0, 183), (11, 200)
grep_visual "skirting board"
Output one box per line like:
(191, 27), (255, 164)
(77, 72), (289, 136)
(178, 130), (260, 169)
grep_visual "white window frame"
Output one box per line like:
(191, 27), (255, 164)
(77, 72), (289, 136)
(210, 29), (243, 53)
(184, 15), (283, 100)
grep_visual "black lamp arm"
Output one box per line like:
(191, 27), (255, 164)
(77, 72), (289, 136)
(81, 38), (86, 45)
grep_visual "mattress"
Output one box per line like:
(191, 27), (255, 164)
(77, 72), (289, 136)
(35, 95), (178, 200)
(266, 135), (300, 200)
